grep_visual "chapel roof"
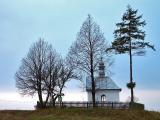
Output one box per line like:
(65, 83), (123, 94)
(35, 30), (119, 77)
(86, 76), (121, 91)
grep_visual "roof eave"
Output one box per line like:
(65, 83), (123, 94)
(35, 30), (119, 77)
(86, 88), (122, 91)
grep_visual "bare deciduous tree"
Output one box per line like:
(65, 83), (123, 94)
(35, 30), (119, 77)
(51, 59), (78, 106)
(15, 39), (51, 108)
(42, 46), (62, 107)
(15, 39), (77, 108)
(68, 15), (111, 106)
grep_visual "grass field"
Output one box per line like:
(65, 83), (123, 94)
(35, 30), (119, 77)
(0, 108), (160, 120)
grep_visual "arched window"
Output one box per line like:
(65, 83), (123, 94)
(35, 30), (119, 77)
(101, 94), (106, 102)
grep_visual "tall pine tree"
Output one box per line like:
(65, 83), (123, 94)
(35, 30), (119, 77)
(107, 5), (155, 103)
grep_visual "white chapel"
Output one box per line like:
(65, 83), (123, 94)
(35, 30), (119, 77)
(86, 59), (121, 102)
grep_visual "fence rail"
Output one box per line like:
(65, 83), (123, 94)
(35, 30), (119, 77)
(46, 101), (130, 109)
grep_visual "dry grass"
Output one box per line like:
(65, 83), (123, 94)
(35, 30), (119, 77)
(0, 108), (160, 120)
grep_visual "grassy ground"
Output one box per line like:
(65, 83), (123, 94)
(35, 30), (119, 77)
(0, 108), (160, 120)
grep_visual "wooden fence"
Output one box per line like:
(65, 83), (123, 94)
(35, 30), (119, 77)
(47, 101), (130, 109)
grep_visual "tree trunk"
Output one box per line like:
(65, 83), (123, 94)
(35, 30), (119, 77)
(91, 53), (96, 107)
(129, 38), (134, 103)
(44, 92), (50, 108)
(37, 77), (44, 108)
(88, 15), (96, 107)
(52, 97), (56, 107)
(38, 91), (43, 108)
(52, 95), (58, 107)
(91, 71), (96, 107)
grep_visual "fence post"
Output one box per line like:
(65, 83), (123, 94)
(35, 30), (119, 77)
(61, 102), (63, 108)
(112, 102), (113, 108)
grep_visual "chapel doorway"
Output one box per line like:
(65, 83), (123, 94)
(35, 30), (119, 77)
(101, 94), (106, 102)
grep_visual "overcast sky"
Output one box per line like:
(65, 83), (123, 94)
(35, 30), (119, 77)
(0, 0), (160, 110)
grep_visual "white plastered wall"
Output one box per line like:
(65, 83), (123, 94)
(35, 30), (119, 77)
(87, 90), (120, 102)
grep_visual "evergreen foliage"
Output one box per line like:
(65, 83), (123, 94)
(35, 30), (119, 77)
(107, 5), (155, 103)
